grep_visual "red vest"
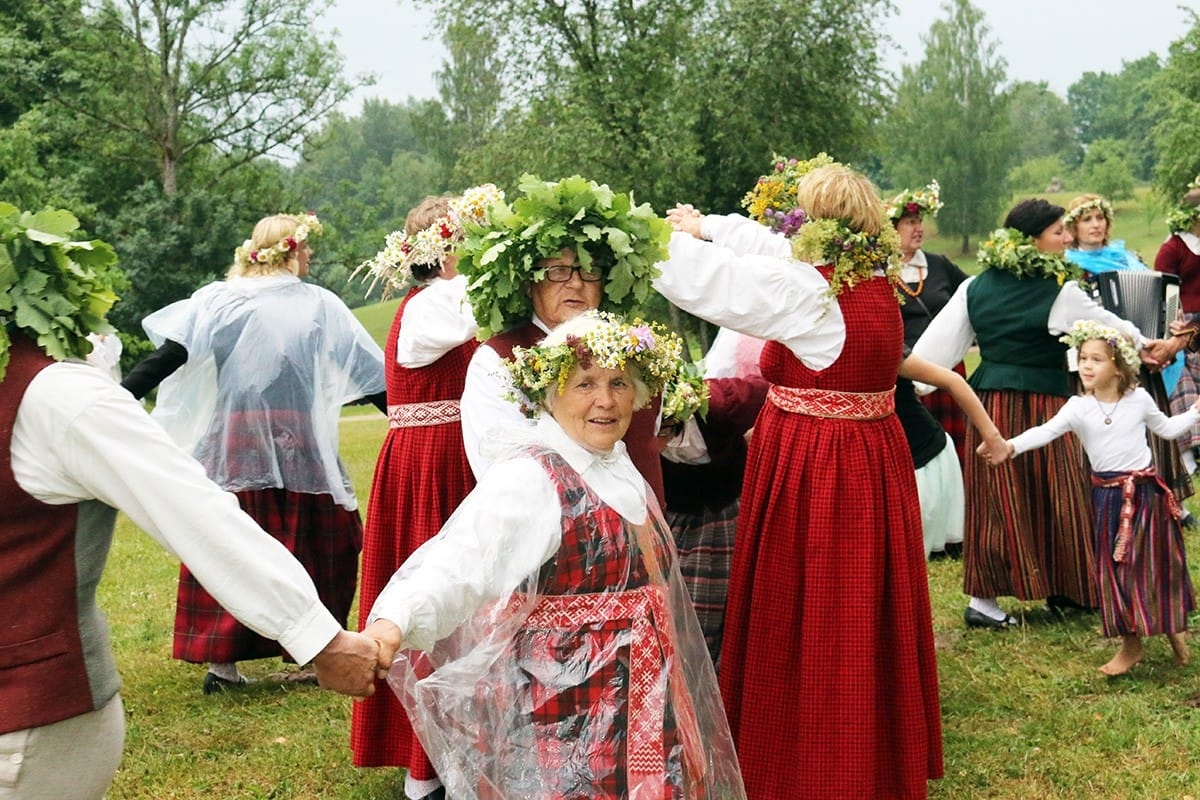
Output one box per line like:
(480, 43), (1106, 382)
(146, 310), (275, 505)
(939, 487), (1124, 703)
(488, 323), (666, 506)
(0, 338), (116, 733)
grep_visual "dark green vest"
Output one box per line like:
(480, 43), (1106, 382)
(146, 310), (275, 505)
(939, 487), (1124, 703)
(966, 270), (1073, 397)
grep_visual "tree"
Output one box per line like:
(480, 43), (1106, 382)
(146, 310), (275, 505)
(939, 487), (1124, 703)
(1068, 54), (1161, 179)
(882, 0), (1012, 253)
(55, 0), (358, 197)
(1006, 81), (1078, 166)
(1152, 10), (1200, 198)
(1077, 138), (1136, 201)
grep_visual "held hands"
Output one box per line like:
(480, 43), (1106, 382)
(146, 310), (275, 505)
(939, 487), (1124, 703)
(665, 203), (704, 239)
(361, 619), (404, 682)
(311, 629), (382, 697)
(976, 436), (1014, 468)
(1141, 338), (1179, 370)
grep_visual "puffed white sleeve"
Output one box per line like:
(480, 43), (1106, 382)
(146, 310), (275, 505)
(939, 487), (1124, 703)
(395, 276), (479, 368)
(366, 458), (563, 652)
(460, 344), (531, 479)
(700, 214), (793, 258)
(1049, 281), (1147, 349)
(911, 276), (977, 369)
(14, 364), (341, 665)
(654, 232), (845, 370)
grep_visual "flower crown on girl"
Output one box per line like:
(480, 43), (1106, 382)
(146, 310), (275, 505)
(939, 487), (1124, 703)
(1062, 196), (1113, 227)
(503, 310), (684, 418)
(885, 180), (943, 221)
(741, 153), (837, 237)
(234, 212), (323, 271)
(355, 184), (505, 298)
(1059, 319), (1141, 373)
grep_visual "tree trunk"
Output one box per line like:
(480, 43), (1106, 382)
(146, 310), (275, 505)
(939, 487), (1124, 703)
(960, 233), (971, 256)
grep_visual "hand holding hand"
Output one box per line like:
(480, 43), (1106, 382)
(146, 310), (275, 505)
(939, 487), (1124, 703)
(362, 619), (404, 682)
(976, 436), (1014, 468)
(665, 203), (704, 239)
(311, 629), (380, 697)
(1141, 338), (1177, 370)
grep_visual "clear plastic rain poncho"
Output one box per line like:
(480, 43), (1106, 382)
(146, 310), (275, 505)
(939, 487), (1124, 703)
(143, 274), (384, 510)
(369, 417), (746, 800)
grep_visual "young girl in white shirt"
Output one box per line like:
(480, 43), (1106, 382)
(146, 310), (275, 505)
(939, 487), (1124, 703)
(983, 320), (1200, 675)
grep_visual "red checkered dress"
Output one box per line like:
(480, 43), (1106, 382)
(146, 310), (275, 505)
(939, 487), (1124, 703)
(351, 286), (478, 771)
(718, 269), (943, 800)
(394, 447), (742, 800)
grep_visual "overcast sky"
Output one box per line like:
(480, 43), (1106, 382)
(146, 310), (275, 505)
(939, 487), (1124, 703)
(319, 0), (1194, 112)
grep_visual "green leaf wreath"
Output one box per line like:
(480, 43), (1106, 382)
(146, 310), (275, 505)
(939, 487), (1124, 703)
(455, 174), (671, 339)
(0, 202), (124, 381)
(976, 227), (1081, 285)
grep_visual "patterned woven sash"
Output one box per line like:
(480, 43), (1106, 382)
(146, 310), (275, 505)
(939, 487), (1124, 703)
(523, 584), (706, 797)
(768, 384), (895, 419)
(387, 400), (461, 429)
(1091, 468), (1182, 563)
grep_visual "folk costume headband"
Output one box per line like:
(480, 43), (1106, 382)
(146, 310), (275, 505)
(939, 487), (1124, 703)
(456, 175), (671, 340)
(355, 184), (504, 299)
(1059, 319), (1140, 373)
(0, 203), (122, 381)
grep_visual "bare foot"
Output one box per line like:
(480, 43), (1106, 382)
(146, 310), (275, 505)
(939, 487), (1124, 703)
(1099, 636), (1145, 676)
(1168, 633), (1190, 666)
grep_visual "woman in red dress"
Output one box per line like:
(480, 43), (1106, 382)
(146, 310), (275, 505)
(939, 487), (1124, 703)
(657, 164), (941, 799)
(350, 187), (500, 800)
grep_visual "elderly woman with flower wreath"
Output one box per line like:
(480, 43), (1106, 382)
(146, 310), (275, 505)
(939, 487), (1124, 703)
(456, 175), (671, 505)
(361, 310), (745, 800)
(1063, 193), (1196, 520)
(348, 188), (499, 800)
(121, 213), (386, 693)
(660, 162), (943, 800)
(916, 199), (1162, 631)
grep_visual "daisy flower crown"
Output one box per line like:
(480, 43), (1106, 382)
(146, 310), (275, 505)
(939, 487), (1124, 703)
(976, 227), (1081, 286)
(1059, 319), (1140, 373)
(234, 212), (323, 271)
(503, 310), (684, 418)
(355, 184), (504, 299)
(741, 153), (837, 237)
(661, 362), (710, 426)
(886, 180), (943, 221)
(1167, 174), (1200, 235)
(1062, 196), (1113, 227)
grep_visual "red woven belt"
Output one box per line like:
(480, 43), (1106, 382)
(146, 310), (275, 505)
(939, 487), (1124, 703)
(387, 400), (461, 428)
(767, 384), (895, 419)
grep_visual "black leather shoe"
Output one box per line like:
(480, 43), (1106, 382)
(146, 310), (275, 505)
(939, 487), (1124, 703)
(964, 606), (1018, 630)
(1045, 594), (1096, 615)
(1183, 514), (1198, 531)
(203, 671), (256, 695)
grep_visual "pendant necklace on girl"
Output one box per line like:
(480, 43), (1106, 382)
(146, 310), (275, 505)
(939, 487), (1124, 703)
(1094, 394), (1121, 425)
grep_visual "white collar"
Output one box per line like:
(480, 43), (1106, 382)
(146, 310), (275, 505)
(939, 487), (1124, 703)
(1179, 232), (1200, 256)
(903, 249), (928, 269)
(532, 415), (647, 522)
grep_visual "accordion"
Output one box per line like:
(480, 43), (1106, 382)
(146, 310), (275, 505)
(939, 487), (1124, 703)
(1093, 271), (1180, 339)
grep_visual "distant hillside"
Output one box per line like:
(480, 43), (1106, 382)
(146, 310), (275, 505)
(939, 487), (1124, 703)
(353, 298), (402, 349)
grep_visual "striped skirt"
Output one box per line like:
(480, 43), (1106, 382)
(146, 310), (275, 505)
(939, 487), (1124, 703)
(963, 390), (1096, 605)
(1092, 471), (1194, 637)
(665, 500), (738, 669)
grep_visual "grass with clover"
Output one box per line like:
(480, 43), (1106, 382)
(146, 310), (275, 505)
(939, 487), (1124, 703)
(103, 188), (1200, 798)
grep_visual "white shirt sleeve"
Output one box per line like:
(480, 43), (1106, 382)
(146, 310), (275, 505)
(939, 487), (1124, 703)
(395, 276), (479, 368)
(1008, 396), (1081, 455)
(1048, 281), (1147, 349)
(367, 457), (563, 651)
(700, 214), (793, 258)
(1140, 388), (1200, 440)
(12, 363), (341, 665)
(653, 232), (846, 370)
(460, 344), (533, 479)
(911, 277), (977, 369)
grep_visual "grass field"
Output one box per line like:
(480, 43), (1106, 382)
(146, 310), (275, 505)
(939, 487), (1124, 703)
(103, 195), (1200, 798)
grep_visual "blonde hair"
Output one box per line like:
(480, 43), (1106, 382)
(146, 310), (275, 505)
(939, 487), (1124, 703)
(1065, 194), (1112, 246)
(228, 214), (303, 278)
(794, 165), (885, 236)
(404, 195), (453, 236)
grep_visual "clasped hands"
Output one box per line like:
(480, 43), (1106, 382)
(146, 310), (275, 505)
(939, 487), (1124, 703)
(309, 620), (404, 698)
(665, 203), (704, 239)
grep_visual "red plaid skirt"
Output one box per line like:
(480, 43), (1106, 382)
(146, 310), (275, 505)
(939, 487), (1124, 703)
(173, 488), (362, 664)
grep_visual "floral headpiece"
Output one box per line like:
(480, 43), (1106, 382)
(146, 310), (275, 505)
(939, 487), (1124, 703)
(457, 175), (671, 339)
(661, 362), (710, 427)
(1167, 174), (1200, 235)
(234, 212), (323, 271)
(976, 228), (1081, 286)
(355, 184), (504, 299)
(741, 153), (837, 237)
(886, 180), (943, 221)
(1059, 319), (1140, 373)
(0, 203), (123, 381)
(790, 218), (903, 297)
(1062, 196), (1113, 227)
(503, 311), (684, 418)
